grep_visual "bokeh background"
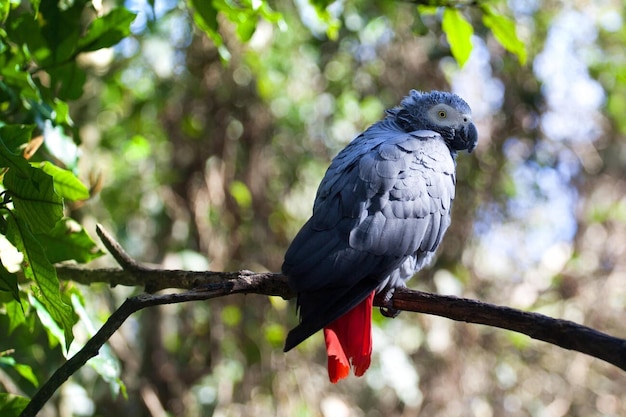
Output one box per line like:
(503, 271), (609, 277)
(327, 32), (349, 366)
(4, 0), (626, 416)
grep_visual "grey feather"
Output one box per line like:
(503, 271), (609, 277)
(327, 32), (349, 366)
(283, 90), (477, 351)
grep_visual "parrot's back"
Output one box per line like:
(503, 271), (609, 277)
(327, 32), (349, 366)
(282, 90), (477, 382)
(283, 120), (457, 351)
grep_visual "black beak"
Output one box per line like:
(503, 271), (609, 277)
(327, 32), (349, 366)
(465, 122), (478, 153)
(449, 122), (478, 153)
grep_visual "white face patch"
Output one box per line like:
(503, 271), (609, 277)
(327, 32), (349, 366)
(427, 104), (467, 128)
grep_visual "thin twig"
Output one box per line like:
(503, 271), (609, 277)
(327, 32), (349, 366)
(95, 224), (144, 272)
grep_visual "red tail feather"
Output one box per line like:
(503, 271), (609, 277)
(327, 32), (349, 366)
(323, 291), (375, 383)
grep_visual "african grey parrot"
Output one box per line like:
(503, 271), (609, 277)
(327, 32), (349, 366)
(282, 90), (477, 383)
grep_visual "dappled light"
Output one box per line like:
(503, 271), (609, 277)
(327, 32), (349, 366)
(2, 0), (626, 416)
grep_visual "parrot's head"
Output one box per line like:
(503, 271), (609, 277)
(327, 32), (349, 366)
(393, 90), (478, 153)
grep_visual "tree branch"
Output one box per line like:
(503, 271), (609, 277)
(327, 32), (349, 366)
(21, 225), (626, 417)
(57, 264), (626, 371)
(386, 288), (626, 371)
(57, 264), (290, 296)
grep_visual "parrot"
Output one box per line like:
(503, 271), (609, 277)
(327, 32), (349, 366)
(282, 90), (478, 383)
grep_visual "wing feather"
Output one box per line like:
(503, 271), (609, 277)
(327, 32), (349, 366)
(283, 122), (457, 347)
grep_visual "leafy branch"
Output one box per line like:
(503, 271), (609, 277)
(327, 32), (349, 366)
(17, 225), (625, 416)
(416, 1), (527, 66)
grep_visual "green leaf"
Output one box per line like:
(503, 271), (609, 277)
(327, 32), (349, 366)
(417, 5), (439, 16)
(51, 99), (73, 126)
(0, 357), (39, 387)
(53, 27), (80, 64)
(235, 14), (257, 42)
(38, 162), (89, 201)
(30, 0), (41, 16)
(254, 0), (284, 26)
(4, 165), (64, 234)
(188, 0), (231, 60)
(442, 8), (474, 67)
(309, 0), (334, 9)
(0, 134), (32, 177)
(38, 0), (83, 64)
(13, 363), (39, 386)
(229, 180), (252, 209)
(77, 8), (137, 52)
(189, 0), (219, 36)
(47, 62), (86, 101)
(7, 14), (51, 65)
(0, 1), (10, 24)
(6, 297), (26, 334)
(0, 59), (42, 103)
(35, 218), (104, 264)
(0, 259), (19, 302)
(6, 214), (76, 349)
(0, 393), (29, 417)
(481, 5), (527, 65)
(30, 293), (65, 349)
(0, 124), (35, 155)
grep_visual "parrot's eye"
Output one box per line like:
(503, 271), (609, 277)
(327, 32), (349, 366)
(438, 110), (447, 119)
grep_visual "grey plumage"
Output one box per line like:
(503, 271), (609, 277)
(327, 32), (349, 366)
(282, 90), (478, 352)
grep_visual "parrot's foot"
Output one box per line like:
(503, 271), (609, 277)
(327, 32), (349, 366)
(379, 287), (400, 318)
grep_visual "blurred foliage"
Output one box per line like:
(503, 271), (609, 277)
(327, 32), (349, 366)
(1, 0), (626, 416)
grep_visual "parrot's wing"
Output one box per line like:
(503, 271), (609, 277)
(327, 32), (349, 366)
(283, 123), (456, 351)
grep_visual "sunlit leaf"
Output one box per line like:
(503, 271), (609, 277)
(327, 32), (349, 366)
(482, 5), (527, 65)
(4, 166), (63, 234)
(417, 5), (439, 15)
(506, 329), (532, 350)
(30, 292), (64, 348)
(5, 297), (26, 334)
(222, 305), (242, 326)
(122, 135), (152, 161)
(35, 218), (104, 264)
(236, 15), (257, 42)
(255, 0), (284, 25)
(309, 0), (334, 10)
(38, 162), (90, 201)
(263, 322), (285, 347)
(51, 99), (73, 126)
(0, 132), (33, 177)
(0, 125), (36, 153)
(0, 357), (39, 387)
(0, 60), (42, 103)
(13, 363), (38, 386)
(77, 7), (137, 52)
(188, 0), (221, 44)
(7, 215), (76, 349)
(30, 0), (40, 15)
(442, 8), (474, 67)
(0, 393), (29, 417)
(229, 180), (252, 209)
(6, 14), (51, 65)
(0, 0), (10, 24)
